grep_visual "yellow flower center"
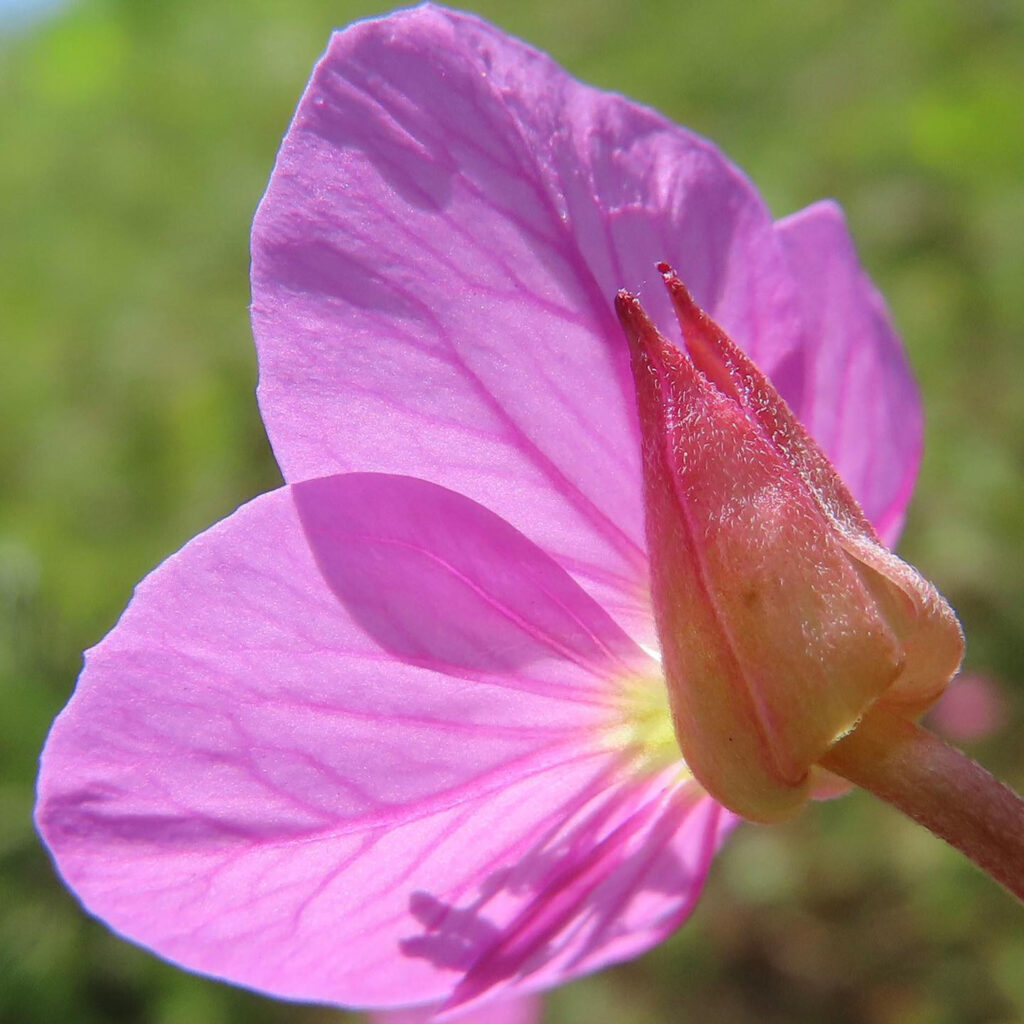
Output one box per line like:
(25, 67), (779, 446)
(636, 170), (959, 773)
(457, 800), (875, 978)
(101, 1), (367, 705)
(608, 670), (688, 776)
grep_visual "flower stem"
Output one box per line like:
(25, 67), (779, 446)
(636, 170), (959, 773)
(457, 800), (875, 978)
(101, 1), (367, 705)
(819, 705), (1024, 900)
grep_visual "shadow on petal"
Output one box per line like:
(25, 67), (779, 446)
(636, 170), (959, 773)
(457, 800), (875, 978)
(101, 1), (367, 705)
(293, 472), (640, 678)
(260, 237), (429, 318)
(395, 770), (726, 1010)
(305, 42), (458, 212)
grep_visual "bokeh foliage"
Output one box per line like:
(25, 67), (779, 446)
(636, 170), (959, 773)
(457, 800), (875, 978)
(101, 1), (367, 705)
(2, 1), (1022, 1022)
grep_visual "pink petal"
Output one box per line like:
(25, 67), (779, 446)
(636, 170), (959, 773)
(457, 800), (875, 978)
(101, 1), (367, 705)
(441, 782), (731, 1014)
(773, 200), (923, 545)
(372, 993), (542, 1024)
(37, 474), (726, 1008)
(250, 6), (805, 643)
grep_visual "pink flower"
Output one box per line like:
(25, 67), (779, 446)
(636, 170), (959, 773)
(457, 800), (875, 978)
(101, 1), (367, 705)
(36, 4), (924, 1017)
(928, 673), (1009, 743)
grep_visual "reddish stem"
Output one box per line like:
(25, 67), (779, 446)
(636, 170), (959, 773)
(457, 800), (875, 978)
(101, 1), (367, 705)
(819, 705), (1024, 900)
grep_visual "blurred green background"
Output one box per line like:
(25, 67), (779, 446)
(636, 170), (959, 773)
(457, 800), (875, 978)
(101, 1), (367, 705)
(2, 0), (1022, 1021)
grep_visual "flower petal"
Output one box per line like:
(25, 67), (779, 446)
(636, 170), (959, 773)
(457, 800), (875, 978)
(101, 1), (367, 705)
(773, 200), (922, 544)
(440, 780), (731, 1014)
(250, 5), (804, 641)
(372, 993), (542, 1024)
(37, 474), (723, 1007)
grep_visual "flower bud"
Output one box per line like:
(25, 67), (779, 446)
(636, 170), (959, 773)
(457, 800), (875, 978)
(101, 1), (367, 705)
(617, 266), (963, 822)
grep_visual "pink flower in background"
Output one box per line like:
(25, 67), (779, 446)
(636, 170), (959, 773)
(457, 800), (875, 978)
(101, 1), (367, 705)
(928, 673), (1009, 743)
(35, 4), (923, 1018)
